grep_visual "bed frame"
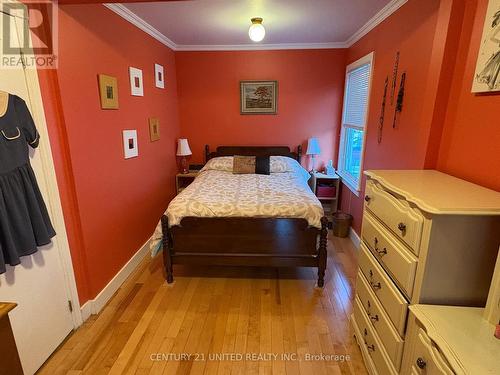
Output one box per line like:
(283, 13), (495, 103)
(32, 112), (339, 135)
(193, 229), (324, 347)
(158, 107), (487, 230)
(161, 145), (329, 287)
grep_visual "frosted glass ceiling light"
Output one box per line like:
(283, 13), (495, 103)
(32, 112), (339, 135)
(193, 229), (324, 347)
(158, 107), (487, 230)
(249, 17), (265, 42)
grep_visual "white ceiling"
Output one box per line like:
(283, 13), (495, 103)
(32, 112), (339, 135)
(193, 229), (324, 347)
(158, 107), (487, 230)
(109, 0), (406, 50)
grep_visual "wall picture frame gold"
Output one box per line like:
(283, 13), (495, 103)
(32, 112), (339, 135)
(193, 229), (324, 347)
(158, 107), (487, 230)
(98, 74), (119, 109)
(149, 117), (160, 141)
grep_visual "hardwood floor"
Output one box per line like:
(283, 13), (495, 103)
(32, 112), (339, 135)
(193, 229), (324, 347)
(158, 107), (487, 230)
(38, 234), (368, 375)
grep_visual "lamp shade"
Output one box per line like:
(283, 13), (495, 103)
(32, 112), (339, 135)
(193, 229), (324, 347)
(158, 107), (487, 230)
(176, 138), (192, 156)
(306, 137), (321, 155)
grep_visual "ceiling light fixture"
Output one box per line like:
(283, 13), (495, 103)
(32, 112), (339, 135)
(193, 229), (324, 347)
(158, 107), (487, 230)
(248, 17), (265, 42)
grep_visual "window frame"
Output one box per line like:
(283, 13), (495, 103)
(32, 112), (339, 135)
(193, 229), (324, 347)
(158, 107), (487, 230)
(337, 52), (374, 196)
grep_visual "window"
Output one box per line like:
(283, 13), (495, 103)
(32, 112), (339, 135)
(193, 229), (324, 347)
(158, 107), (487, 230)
(337, 52), (374, 195)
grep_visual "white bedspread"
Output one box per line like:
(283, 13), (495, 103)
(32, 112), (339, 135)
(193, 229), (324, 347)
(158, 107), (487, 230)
(149, 156), (324, 256)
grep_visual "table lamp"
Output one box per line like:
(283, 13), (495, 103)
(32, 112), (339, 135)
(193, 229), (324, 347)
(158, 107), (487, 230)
(176, 138), (192, 174)
(306, 137), (321, 172)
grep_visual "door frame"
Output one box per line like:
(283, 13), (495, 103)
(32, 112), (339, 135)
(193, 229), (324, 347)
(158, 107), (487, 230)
(5, 0), (83, 327)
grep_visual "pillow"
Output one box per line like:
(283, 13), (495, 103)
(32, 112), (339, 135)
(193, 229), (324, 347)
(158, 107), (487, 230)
(200, 156), (233, 172)
(232, 155), (271, 175)
(255, 155), (270, 175)
(233, 155), (255, 174)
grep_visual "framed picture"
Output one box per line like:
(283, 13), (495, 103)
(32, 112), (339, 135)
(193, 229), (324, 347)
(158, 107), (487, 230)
(472, 0), (500, 93)
(129, 67), (144, 96)
(155, 64), (165, 89)
(123, 130), (139, 159)
(240, 80), (278, 114)
(97, 74), (118, 109)
(149, 117), (160, 141)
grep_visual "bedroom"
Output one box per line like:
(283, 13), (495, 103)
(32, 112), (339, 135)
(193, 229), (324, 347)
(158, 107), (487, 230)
(0, 0), (499, 374)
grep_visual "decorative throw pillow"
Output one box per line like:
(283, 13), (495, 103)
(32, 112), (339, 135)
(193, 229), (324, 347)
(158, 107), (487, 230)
(255, 156), (270, 175)
(233, 156), (255, 174)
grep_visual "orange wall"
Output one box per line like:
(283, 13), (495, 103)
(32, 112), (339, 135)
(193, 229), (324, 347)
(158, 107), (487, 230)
(339, 0), (442, 234)
(175, 50), (347, 169)
(43, 4), (180, 303)
(437, 0), (500, 191)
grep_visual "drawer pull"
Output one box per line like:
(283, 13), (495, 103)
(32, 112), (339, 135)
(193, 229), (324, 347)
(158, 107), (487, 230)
(376, 247), (387, 256)
(416, 357), (426, 369)
(369, 314), (379, 322)
(363, 329), (375, 351)
(397, 222), (407, 232)
(370, 281), (382, 290)
(364, 195), (371, 202)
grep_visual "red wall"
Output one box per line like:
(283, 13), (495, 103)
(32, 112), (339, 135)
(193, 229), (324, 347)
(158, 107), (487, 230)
(43, 4), (180, 303)
(175, 50), (347, 169)
(339, 0), (442, 234)
(437, 0), (500, 191)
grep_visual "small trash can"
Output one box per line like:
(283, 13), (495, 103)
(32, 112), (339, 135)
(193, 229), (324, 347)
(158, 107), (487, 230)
(332, 212), (353, 238)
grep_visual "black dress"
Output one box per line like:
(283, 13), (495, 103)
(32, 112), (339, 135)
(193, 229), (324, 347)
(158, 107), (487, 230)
(0, 94), (56, 273)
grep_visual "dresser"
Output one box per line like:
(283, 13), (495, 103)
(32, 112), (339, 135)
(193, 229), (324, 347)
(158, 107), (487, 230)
(350, 170), (500, 375)
(0, 302), (23, 375)
(402, 305), (500, 374)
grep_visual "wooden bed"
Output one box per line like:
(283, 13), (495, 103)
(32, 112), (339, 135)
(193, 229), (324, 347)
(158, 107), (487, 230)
(161, 145), (329, 287)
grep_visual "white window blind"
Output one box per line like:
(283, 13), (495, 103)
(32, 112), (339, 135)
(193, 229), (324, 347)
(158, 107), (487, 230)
(343, 64), (371, 128)
(337, 53), (374, 195)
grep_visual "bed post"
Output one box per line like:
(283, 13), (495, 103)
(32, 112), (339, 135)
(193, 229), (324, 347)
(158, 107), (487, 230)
(317, 216), (328, 287)
(297, 145), (302, 163)
(205, 144), (210, 163)
(161, 215), (174, 283)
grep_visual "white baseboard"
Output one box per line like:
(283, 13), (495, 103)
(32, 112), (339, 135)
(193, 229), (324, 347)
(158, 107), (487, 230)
(349, 227), (361, 249)
(80, 300), (92, 322)
(79, 238), (150, 321)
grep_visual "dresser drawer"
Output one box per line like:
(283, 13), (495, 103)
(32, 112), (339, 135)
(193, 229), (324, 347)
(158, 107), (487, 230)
(353, 297), (398, 375)
(356, 271), (404, 370)
(362, 212), (418, 298)
(359, 243), (408, 334)
(410, 328), (454, 375)
(364, 180), (424, 254)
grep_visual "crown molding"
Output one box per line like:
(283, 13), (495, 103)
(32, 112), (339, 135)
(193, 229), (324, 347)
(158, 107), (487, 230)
(345, 0), (408, 47)
(105, 0), (408, 52)
(175, 42), (347, 51)
(103, 3), (177, 50)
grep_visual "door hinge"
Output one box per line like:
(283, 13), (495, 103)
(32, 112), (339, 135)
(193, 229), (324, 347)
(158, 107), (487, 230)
(68, 300), (73, 313)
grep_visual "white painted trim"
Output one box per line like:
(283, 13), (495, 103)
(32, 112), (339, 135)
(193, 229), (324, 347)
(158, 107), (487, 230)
(80, 301), (92, 323)
(13, 3), (84, 328)
(345, 0), (408, 47)
(78, 238), (150, 319)
(103, 3), (177, 50)
(175, 42), (347, 51)
(104, 1), (407, 51)
(349, 227), (361, 250)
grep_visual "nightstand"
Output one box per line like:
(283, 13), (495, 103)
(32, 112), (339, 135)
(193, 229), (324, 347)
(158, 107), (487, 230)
(309, 172), (340, 219)
(176, 171), (198, 194)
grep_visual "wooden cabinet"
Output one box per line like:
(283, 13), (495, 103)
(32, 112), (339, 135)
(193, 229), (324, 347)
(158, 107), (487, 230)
(0, 303), (23, 375)
(402, 305), (500, 375)
(175, 172), (198, 194)
(351, 170), (500, 375)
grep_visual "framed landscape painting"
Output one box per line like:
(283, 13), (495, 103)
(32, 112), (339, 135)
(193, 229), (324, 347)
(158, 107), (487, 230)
(472, 0), (500, 93)
(240, 81), (278, 114)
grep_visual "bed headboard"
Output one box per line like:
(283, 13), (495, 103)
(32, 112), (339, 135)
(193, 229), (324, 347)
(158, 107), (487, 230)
(205, 145), (302, 163)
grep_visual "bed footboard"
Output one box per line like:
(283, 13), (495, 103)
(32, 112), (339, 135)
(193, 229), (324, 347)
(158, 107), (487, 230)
(161, 215), (328, 287)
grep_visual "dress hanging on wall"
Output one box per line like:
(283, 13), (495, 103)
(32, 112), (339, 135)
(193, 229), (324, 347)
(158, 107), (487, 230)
(0, 93), (56, 274)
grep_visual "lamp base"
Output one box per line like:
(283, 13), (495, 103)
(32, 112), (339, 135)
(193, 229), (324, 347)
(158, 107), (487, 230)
(180, 156), (189, 174)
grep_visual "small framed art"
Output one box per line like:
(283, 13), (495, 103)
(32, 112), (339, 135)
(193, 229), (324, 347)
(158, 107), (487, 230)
(123, 130), (139, 159)
(240, 80), (278, 114)
(98, 74), (118, 109)
(129, 67), (144, 96)
(149, 117), (160, 141)
(155, 64), (165, 89)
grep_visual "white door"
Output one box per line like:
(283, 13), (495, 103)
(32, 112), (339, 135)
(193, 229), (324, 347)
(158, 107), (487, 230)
(0, 4), (76, 375)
